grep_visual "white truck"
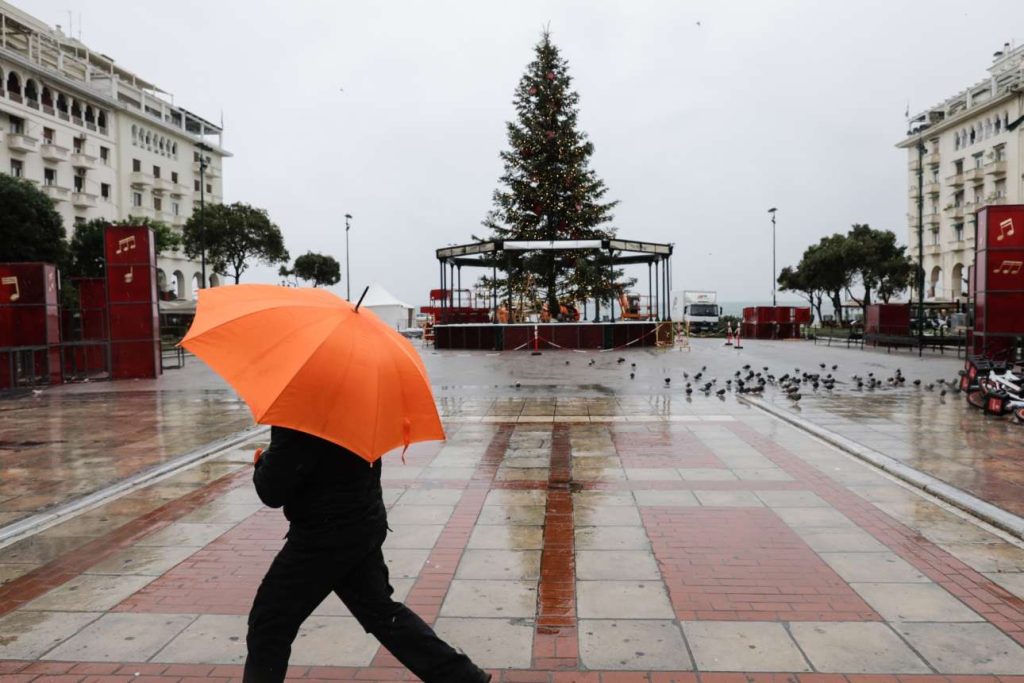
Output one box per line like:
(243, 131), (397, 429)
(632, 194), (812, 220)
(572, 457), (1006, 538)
(672, 290), (721, 333)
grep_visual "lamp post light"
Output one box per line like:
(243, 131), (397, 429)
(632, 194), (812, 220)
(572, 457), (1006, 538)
(196, 143), (212, 289)
(915, 134), (926, 356)
(768, 207), (777, 307)
(344, 213), (352, 300)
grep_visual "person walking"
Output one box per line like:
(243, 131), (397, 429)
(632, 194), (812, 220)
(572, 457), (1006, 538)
(244, 425), (491, 683)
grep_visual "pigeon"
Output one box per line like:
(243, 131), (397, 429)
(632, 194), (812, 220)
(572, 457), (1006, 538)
(913, 379), (921, 386)
(716, 388), (727, 398)
(664, 378), (671, 385)
(514, 382), (521, 388)
(629, 372), (635, 380)
(617, 357), (626, 364)
(831, 364), (838, 371)
(788, 393), (802, 401)
(588, 359), (596, 366)
(631, 362), (636, 368)
(685, 386), (693, 395)
(565, 360), (570, 365)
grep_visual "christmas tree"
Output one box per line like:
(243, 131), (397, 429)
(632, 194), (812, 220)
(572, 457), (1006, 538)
(480, 30), (625, 319)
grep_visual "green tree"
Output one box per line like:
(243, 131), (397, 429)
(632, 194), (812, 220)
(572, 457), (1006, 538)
(0, 174), (67, 264)
(844, 224), (914, 314)
(67, 218), (182, 278)
(777, 265), (824, 324)
(182, 202), (289, 284)
(480, 30), (622, 314)
(281, 251), (341, 288)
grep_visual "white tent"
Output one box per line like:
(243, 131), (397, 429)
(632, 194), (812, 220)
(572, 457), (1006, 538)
(360, 282), (415, 330)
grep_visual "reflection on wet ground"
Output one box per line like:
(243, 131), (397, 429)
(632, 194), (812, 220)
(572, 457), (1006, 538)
(0, 389), (252, 526)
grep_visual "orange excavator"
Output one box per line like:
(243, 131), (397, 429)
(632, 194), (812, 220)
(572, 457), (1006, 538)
(618, 292), (654, 320)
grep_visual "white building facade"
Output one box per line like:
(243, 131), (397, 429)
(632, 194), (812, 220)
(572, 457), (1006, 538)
(897, 42), (1024, 304)
(0, 1), (228, 299)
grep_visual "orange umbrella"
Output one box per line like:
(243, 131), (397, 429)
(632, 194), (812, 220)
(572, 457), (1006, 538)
(180, 284), (443, 463)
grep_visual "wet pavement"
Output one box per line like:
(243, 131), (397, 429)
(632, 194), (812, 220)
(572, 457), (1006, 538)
(0, 362), (253, 528)
(1, 341), (1024, 680)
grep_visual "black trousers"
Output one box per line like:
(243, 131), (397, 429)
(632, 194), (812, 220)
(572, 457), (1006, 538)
(244, 526), (480, 683)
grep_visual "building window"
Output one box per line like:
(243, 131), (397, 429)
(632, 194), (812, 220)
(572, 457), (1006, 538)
(10, 159), (23, 177)
(73, 137), (84, 154)
(101, 183), (110, 200)
(954, 223), (964, 241)
(173, 202), (180, 216)
(154, 197), (162, 211)
(132, 159), (141, 173)
(74, 174), (84, 192)
(153, 165), (161, 179)
(43, 127), (55, 144)
(44, 168), (56, 186)
(133, 192), (143, 207)
(194, 180), (200, 191)
(206, 183), (212, 193)
(954, 159), (963, 175)
(973, 153), (983, 169)
(171, 171), (178, 184)
(993, 144), (1006, 161)
(930, 230), (940, 246)
(100, 146), (109, 164)
(8, 116), (24, 134)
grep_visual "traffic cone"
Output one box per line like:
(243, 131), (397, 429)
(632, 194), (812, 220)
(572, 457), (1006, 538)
(734, 326), (743, 350)
(724, 322), (734, 346)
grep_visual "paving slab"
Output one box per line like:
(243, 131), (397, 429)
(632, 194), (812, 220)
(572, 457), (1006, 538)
(579, 619), (691, 670)
(895, 622), (1024, 674)
(682, 621), (810, 672)
(42, 613), (195, 661)
(788, 621), (931, 673)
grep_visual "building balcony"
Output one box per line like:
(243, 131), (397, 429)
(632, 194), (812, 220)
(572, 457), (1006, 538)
(170, 183), (189, 197)
(40, 143), (70, 163)
(924, 242), (941, 255)
(129, 206), (155, 219)
(924, 181), (941, 196)
(985, 195), (1007, 206)
(153, 210), (173, 224)
(909, 158), (921, 172)
(924, 212), (941, 228)
(42, 184), (71, 202)
(171, 213), (187, 227)
(908, 185), (921, 199)
(946, 173), (964, 187)
(944, 205), (964, 220)
(71, 191), (97, 209)
(924, 152), (940, 166)
(70, 152), (97, 169)
(152, 178), (173, 194)
(964, 167), (985, 183)
(7, 133), (38, 153)
(193, 193), (222, 206)
(130, 171), (153, 188)
(985, 159), (1007, 176)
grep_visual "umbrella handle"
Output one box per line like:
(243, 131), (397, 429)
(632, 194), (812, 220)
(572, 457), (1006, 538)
(354, 286), (370, 312)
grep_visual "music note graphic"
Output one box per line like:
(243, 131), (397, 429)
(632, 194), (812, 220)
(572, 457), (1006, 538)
(1, 276), (19, 302)
(993, 260), (1023, 275)
(997, 218), (1015, 242)
(115, 235), (137, 254)
(124, 267), (134, 284)
(47, 272), (56, 292)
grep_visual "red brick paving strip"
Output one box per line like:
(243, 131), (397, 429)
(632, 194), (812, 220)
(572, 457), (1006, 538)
(368, 424), (515, 668)
(612, 429), (725, 470)
(533, 424), (578, 670)
(4, 660), (1024, 683)
(643, 507), (879, 621)
(728, 421), (1024, 646)
(0, 466), (252, 617)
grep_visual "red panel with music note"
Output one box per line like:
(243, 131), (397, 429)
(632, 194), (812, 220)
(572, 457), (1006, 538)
(978, 206), (1024, 251)
(976, 250), (1024, 292)
(104, 226), (160, 380)
(0, 262), (58, 306)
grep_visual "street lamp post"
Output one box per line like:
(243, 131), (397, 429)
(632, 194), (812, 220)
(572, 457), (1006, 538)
(915, 135), (925, 357)
(196, 143), (212, 289)
(768, 207), (777, 307)
(344, 213), (352, 300)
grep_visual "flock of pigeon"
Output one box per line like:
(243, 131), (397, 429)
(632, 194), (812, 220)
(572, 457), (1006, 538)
(507, 356), (961, 404)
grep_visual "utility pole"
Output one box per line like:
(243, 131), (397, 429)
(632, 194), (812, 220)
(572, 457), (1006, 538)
(344, 213), (352, 300)
(768, 207), (778, 307)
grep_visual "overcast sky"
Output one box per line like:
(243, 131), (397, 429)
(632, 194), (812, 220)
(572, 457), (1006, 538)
(21, 0), (1024, 305)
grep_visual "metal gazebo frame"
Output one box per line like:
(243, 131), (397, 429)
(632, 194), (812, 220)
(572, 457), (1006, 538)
(434, 238), (674, 323)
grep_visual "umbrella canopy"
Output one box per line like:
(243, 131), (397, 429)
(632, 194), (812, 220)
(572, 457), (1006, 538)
(181, 284), (444, 462)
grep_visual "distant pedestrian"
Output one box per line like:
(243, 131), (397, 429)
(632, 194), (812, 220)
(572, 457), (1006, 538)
(244, 426), (490, 683)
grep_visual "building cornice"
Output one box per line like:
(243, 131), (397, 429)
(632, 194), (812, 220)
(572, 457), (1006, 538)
(0, 48), (230, 157)
(895, 88), (1021, 149)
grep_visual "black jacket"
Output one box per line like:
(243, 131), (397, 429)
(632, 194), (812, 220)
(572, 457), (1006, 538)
(253, 426), (386, 544)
